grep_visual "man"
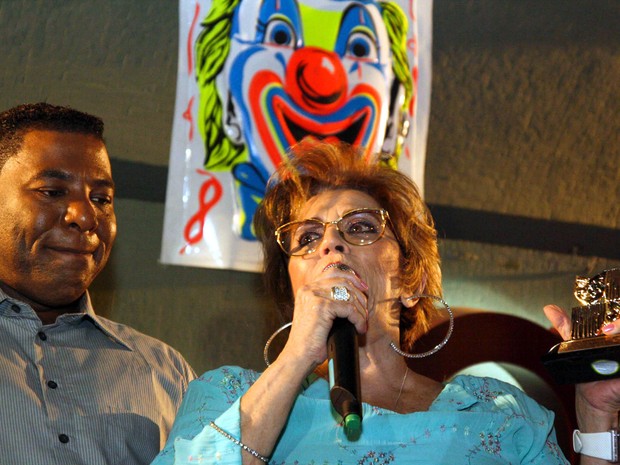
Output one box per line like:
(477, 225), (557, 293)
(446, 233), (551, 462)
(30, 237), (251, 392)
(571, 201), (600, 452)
(0, 102), (196, 465)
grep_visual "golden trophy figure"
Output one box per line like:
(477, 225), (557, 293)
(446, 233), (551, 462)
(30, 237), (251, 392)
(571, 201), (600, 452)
(543, 268), (620, 384)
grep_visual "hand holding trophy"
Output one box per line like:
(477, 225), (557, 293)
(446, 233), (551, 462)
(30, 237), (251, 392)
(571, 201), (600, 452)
(544, 268), (620, 384)
(543, 269), (620, 463)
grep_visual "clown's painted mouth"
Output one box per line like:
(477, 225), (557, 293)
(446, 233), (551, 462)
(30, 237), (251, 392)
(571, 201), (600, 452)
(283, 110), (368, 145)
(248, 70), (381, 168)
(271, 96), (373, 150)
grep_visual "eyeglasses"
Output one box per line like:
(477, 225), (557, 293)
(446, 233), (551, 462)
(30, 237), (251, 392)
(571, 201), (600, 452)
(275, 208), (390, 257)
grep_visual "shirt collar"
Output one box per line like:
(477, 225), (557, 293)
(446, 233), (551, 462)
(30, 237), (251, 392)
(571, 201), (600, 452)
(300, 373), (479, 412)
(72, 293), (133, 350)
(0, 288), (133, 351)
(430, 376), (481, 411)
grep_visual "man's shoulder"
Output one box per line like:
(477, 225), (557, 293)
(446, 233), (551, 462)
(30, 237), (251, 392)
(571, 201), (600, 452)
(93, 314), (196, 380)
(93, 314), (162, 343)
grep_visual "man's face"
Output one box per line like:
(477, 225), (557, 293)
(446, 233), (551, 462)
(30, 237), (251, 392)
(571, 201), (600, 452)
(0, 129), (116, 310)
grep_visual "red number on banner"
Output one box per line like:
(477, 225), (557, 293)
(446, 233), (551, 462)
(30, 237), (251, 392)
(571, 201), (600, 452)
(180, 170), (223, 253)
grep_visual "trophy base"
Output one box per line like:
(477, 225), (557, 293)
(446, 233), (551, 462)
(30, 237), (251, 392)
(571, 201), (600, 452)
(542, 335), (620, 384)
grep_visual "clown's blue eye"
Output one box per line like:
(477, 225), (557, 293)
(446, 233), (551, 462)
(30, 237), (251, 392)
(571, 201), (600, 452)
(264, 18), (297, 48)
(345, 31), (378, 61)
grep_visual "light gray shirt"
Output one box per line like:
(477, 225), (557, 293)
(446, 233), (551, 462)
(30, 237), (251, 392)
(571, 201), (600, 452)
(0, 290), (196, 465)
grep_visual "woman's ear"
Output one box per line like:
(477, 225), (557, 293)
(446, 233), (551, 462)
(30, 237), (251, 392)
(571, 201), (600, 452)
(400, 295), (419, 308)
(399, 273), (427, 308)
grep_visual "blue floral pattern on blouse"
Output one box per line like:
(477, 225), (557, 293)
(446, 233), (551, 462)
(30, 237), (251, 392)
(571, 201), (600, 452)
(151, 366), (568, 465)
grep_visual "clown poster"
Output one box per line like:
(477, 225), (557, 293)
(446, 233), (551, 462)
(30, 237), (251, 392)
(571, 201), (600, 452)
(160, 0), (433, 271)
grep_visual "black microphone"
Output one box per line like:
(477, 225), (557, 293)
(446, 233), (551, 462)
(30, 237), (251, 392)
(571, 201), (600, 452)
(327, 317), (362, 439)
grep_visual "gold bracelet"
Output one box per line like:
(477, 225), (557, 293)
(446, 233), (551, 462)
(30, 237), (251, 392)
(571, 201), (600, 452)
(209, 421), (270, 463)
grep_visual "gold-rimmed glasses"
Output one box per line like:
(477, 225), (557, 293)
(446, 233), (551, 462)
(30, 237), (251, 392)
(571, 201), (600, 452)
(275, 208), (390, 257)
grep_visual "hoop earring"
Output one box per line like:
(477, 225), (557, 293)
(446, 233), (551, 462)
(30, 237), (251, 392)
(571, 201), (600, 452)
(263, 322), (292, 367)
(389, 294), (454, 359)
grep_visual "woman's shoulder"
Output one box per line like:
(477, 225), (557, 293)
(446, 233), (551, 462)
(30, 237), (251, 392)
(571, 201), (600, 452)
(172, 366), (262, 422)
(189, 365), (262, 392)
(448, 373), (526, 396)
(178, 365), (261, 404)
(441, 374), (552, 417)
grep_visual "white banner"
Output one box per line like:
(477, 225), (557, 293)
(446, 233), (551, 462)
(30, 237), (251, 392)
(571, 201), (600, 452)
(161, 0), (433, 271)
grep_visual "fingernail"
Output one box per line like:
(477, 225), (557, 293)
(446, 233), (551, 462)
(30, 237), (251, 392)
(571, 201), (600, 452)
(359, 279), (369, 291)
(602, 324), (615, 334)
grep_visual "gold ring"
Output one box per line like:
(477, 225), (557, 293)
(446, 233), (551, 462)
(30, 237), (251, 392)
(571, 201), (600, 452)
(331, 286), (351, 302)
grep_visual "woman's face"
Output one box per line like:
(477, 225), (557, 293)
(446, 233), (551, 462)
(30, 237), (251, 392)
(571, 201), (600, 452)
(287, 189), (404, 316)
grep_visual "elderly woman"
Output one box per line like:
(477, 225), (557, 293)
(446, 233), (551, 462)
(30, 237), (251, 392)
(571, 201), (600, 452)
(153, 141), (576, 464)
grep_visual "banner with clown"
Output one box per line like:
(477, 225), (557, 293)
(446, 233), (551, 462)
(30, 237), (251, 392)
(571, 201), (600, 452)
(160, 0), (433, 271)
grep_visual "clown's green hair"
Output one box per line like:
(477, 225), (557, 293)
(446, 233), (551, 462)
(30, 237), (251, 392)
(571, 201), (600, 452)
(195, 0), (248, 170)
(381, 1), (413, 111)
(380, 0), (413, 166)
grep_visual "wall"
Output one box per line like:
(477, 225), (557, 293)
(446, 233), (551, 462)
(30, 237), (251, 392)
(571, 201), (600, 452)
(1, 0), (618, 374)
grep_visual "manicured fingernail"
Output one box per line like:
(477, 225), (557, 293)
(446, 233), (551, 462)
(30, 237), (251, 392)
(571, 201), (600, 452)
(602, 324), (615, 334)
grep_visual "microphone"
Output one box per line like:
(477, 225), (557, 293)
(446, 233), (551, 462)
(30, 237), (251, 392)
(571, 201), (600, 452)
(327, 317), (362, 439)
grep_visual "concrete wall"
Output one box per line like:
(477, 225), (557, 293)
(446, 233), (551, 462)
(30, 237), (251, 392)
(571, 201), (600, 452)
(1, 0), (618, 374)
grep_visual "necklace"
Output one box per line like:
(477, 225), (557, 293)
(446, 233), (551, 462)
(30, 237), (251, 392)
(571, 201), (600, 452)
(393, 366), (409, 411)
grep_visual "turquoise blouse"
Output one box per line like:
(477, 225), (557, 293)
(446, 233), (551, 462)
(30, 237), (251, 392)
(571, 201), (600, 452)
(152, 366), (568, 464)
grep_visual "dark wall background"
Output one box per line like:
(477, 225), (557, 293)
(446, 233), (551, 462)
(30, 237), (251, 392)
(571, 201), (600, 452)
(0, 0), (618, 374)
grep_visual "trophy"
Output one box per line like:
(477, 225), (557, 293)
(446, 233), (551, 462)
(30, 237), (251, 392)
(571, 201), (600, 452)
(543, 268), (620, 384)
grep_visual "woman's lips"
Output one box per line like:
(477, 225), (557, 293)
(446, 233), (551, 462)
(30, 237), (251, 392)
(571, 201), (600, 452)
(334, 263), (352, 272)
(323, 262), (369, 292)
(323, 262), (359, 279)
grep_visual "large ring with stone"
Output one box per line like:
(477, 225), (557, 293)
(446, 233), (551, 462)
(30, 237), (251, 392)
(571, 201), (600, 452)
(331, 285), (351, 302)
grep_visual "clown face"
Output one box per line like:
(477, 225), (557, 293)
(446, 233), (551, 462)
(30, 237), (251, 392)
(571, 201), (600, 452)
(218, 0), (396, 176)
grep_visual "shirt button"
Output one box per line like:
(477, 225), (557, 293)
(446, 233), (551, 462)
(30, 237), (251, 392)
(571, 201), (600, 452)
(11, 304), (21, 313)
(47, 380), (58, 389)
(58, 434), (69, 444)
(38, 331), (47, 341)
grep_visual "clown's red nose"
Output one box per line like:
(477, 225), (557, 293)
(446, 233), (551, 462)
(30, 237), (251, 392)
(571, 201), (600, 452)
(286, 47), (347, 112)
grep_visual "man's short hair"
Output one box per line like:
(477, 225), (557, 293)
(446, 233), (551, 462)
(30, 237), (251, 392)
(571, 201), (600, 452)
(0, 102), (105, 171)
